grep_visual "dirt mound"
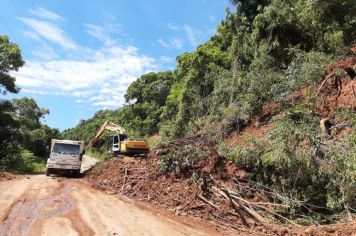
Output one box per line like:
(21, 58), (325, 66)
(85, 134), (355, 235)
(316, 77), (356, 117)
(85, 153), (356, 235)
(87, 156), (269, 235)
(317, 55), (356, 117)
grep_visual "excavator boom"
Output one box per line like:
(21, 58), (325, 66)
(93, 120), (126, 140)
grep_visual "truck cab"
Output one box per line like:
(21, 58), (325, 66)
(46, 139), (84, 177)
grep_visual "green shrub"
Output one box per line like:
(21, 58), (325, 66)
(86, 148), (108, 161)
(13, 150), (46, 173)
(222, 107), (355, 219)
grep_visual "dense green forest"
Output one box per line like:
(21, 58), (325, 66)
(64, 0), (355, 140)
(0, 35), (61, 172)
(63, 0), (356, 220)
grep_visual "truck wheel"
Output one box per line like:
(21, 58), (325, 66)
(46, 168), (51, 176)
(73, 170), (81, 178)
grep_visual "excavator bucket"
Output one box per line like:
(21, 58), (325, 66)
(89, 138), (105, 149)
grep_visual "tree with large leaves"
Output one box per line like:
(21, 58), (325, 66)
(0, 35), (24, 95)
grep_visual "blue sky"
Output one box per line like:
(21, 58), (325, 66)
(0, 0), (232, 130)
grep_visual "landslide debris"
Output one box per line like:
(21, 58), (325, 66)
(85, 140), (286, 235)
(85, 147), (356, 235)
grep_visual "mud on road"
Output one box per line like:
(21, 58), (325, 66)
(0, 157), (211, 236)
(0, 175), (213, 236)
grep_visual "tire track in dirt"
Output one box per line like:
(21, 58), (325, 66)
(0, 177), (209, 236)
(0, 177), (93, 236)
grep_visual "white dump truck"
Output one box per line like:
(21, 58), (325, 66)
(46, 139), (84, 177)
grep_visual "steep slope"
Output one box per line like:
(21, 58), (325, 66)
(66, 1), (356, 233)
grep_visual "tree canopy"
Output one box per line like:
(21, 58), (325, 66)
(65, 0), (356, 141)
(0, 36), (60, 171)
(0, 35), (24, 94)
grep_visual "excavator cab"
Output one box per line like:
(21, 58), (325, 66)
(106, 134), (128, 156)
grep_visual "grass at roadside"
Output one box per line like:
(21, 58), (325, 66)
(30, 162), (46, 173)
(86, 149), (108, 161)
(16, 161), (46, 174)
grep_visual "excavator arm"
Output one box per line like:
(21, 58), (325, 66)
(89, 120), (126, 148)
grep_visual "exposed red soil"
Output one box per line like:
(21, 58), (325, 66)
(316, 76), (356, 117)
(228, 55), (356, 145)
(318, 54), (356, 116)
(328, 56), (356, 74)
(85, 154), (356, 235)
(227, 124), (270, 147)
(86, 149), (290, 235)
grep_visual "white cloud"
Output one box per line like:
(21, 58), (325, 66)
(157, 37), (183, 49)
(160, 56), (174, 63)
(29, 7), (64, 22)
(19, 17), (76, 49)
(157, 38), (169, 48)
(16, 8), (157, 109)
(183, 24), (202, 46)
(84, 23), (113, 45)
(22, 31), (59, 60)
(165, 23), (180, 31)
(23, 31), (41, 41)
(13, 45), (156, 108)
(32, 45), (58, 60)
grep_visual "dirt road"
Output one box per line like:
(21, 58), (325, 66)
(0, 157), (209, 236)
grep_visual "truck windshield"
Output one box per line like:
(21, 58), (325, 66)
(52, 143), (80, 154)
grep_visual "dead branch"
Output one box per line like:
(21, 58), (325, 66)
(317, 73), (335, 95)
(197, 194), (246, 219)
(254, 204), (301, 228)
(197, 194), (219, 210)
(188, 203), (206, 210)
(226, 188), (300, 227)
(121, 168), (128, 192)
(248, 202), (290, 208)
(212, 186), (267, 224)
(328, 122), (349, 131)
(221, 188), (249, 227)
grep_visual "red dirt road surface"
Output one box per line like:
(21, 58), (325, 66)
(0, 157), (212, 236)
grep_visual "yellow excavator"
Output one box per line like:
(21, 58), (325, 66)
(89, 120), (149, 157)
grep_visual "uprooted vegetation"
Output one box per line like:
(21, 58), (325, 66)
(86, 116), (355, 235)
(72, 0), (356, 233)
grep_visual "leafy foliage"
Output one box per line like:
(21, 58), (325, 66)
(63, 71), (175, 141)
(0, 36), (60, 172)
(67, 0), (355, 141)
(219, 108), (356, 217)
(0, 35), (24, 94)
